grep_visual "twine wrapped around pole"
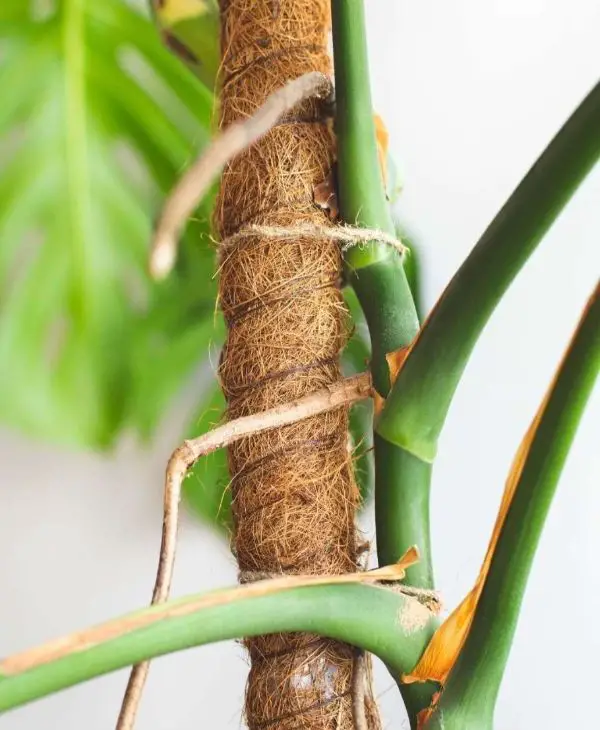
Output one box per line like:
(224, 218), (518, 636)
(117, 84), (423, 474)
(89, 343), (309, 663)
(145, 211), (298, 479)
(216, 1), (382, 727)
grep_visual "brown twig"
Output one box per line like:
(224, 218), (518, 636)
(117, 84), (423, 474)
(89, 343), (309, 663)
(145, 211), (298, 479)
(352, 650), (368, 730)
(116, 372), (373, 730)
(150, 71), (332, 279)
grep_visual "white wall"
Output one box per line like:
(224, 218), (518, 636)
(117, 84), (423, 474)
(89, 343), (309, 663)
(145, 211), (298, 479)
(2, 2), (599, 728)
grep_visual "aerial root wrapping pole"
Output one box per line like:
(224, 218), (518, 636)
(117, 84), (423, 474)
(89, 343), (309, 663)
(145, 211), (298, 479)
(115, 374), (373, 729)
(149, 70), (407, 280)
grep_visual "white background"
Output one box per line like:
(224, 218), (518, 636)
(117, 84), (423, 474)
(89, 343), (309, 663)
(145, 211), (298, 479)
(2, 1), (599, 728)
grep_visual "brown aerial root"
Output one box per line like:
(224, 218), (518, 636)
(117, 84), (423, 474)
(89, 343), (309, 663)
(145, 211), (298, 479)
(351, 651), (368, 730)
(150, 72), (332, 279)
(149, 71), (406, 280)
(116, 373), (373, 730)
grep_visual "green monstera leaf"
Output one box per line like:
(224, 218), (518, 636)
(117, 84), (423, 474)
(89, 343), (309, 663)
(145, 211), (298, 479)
(0, 0), (220, 448)
(0, 0), (422, 528)
(184, 381), (232, 531)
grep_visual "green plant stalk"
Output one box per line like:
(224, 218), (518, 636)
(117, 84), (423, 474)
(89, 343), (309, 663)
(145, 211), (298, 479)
(331, 0), (418, 369)
(0, 583), (436, 713)
(426, 283), (600, 729)
(331, 2), (436, 722)
(342, 288), (376, 503)
(331, 0), (431, 580)
(375, 438), (433, 588)
(377, 81), (600, 461)
(373, 441), (437, 722)
(331, 0), (397, 273)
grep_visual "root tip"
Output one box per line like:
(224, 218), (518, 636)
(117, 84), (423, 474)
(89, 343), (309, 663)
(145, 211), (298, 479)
(149, 237), (176, 280)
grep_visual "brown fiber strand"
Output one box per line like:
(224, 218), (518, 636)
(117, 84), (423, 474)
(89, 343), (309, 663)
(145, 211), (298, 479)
(216, 1), (381, 728)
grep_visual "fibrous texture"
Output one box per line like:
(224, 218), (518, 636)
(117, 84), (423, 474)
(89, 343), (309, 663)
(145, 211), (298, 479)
(216, 1), (380, 727)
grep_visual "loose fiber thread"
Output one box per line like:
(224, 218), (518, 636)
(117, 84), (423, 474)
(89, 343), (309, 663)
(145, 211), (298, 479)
(217, 0), (381, 728)
(218, 223), (408, 258)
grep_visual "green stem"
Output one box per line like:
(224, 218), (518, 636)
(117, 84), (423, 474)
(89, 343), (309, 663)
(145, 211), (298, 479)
(377, 81), (600, 462)
(374, 436), (433, 588)
(331, 1), (435, 722)
(0, 583), (435, 713)
(427, 284), (600, 729)
(331, 0), (396, 268)
(331, 0), (430, 578)
(349, 262), (419, 393)
(331, 0), (418, 367)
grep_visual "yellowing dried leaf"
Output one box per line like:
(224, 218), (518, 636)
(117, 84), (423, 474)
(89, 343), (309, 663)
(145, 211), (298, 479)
(373, 389), (386, 417)
(158, 0), (212, 24)
(386, 345), (411, 385)
(403, 392), (549, 687)
(374, 113), (389, 185)
(416, 692), (441, 729)
(373, 342), (415, 416)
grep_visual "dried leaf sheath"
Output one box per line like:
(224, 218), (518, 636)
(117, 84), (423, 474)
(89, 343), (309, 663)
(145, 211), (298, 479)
(216, 1), (380, 727)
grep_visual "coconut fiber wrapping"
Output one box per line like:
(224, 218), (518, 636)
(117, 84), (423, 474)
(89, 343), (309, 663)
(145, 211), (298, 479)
(216, 1), (381, 728)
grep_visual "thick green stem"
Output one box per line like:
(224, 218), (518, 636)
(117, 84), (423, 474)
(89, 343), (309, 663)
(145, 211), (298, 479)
(377, 81), (600, 461)
(374, 436), (433, 588)
(0, 583), (436, 713)
(331, 0), (431, 575)
(331, 1), (396, 269)
(331, 0), (417, 389)
(349, 262), (418, 393)
(331, 1), (435, 723)
(427, 284), (600, 729)
(331, 0), (418, 364)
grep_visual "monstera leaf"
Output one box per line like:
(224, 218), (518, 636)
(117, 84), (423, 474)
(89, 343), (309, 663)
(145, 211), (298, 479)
(0, 0), (220, 448)
(184, 382), (231, 531)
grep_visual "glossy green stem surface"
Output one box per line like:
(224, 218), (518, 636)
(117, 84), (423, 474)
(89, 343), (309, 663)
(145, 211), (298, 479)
(331, 2), (434, 724)
(0, 583), (436, 713)
(331, 0), (418, 359)
(331, 0), (396, 267)
(331, 0), (431, 582)
(427, 284), (600, 729)
(377, 81), (600, 462)
(374, 436), (433, 589)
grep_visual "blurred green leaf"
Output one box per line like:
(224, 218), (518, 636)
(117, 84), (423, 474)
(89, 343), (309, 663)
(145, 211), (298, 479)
(150, 0), (220, 89)
(0, 0), (218, 448)
(184, 381), (231, 531)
